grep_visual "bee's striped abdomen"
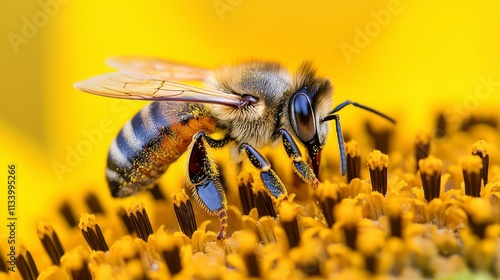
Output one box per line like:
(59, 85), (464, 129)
(106, 102), (218, 197)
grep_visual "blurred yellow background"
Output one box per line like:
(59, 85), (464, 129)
(1, 0), (499, 249)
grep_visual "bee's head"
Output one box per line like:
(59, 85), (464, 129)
(287, 62), (333, 178)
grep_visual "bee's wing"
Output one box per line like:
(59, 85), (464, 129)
(74, 72), (243, 107)
(105, 56), (210, 81)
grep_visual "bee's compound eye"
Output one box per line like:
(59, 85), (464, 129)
(291, 93), (316, 143)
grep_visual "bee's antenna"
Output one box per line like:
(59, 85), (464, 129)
(321, 114), (346, 176)
(328, 100), (396, 124)
(321, 100), (395, 176)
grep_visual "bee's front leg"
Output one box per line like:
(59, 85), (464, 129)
(187, 131), (228, 240)
(239, 143), (288, 201)
(276, 128), (320, 188)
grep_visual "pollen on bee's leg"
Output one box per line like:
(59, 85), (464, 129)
(415, 131), (431, 172)
(345, 140), (361, 183)
(260, 169), (288, 202)
(79, 213), (109, 252)
(472, 140), (489, 185)
(277, 128), (319, 187)
(419, 155), (443, 202)
(239, 143), (288, 202)
(17, 246), (39, 280)
(251, 174), (278, 218)
(188, 130), (230, 239)
(293, 160), (320, 188)
(126, 201), (154, 242)
(367, 150), (389, 195)
(461, 155), (483, 197)
(37, 222), (65, 265)
(240, 170), (277, 218)
(171, 188), (197, 238)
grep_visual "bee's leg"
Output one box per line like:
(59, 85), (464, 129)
(187, 131), (228, 240)
(239, 143), (288, 201)
(276, 128), (320, 188)
(200, 132), (232, 149)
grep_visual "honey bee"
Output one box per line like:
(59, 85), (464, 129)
(75, 56), (394, 239)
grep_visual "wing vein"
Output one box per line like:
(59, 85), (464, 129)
(74, 57), (244, 107)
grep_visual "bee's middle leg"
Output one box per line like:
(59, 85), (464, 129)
(187, 131), (230, 240)
(239, 143), (288, 201)
(275, 128), (319, 188)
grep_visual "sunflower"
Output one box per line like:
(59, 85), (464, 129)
(2, 1), (500, 280)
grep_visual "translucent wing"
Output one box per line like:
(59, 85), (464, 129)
(105, 56), (210, 81)
(74, 71), (243, 107)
